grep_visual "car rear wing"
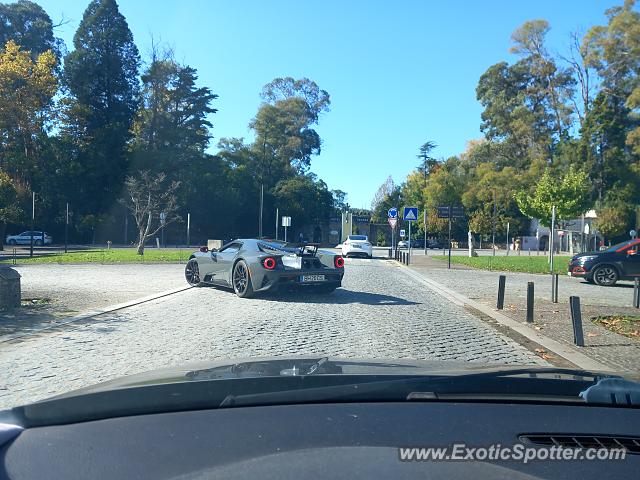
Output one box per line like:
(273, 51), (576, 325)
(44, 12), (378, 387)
(257, 242), (321, 257)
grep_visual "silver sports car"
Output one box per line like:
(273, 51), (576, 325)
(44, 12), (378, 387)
(184, 239), (345, 298)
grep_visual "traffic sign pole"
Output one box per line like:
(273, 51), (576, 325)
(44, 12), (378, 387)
(448, 207), (452, 269)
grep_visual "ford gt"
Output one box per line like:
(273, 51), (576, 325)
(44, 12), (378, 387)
(185, 239), (345, 297)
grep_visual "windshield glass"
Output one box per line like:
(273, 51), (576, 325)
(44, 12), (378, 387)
(0, 0), (639, 416)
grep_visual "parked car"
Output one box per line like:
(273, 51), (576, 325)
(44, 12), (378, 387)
(397, 240), (409, 249)
(568, 239), (640, 286)
(5, 231), (53, 246)
(341, 235), (373, 258)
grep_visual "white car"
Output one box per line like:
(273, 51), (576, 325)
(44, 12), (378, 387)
(397, 240), (409, 249)
(341, 235), (373, 258)
(6, 231), (53, 246)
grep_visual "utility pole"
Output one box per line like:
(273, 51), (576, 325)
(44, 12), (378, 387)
(65, 202), (69, 254)
(258, 184), (264, 238)
(492, 190), (497, 256)
(423, 209), (427, 255)
(29, 192), (35, 258)
(505, 222), (510, 256)
(186, 213), (191, 247)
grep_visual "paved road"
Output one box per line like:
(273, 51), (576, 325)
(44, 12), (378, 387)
(0, 258), (544, 408)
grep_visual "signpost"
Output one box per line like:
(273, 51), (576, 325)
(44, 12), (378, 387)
(282, 216), (292, 242)
(400, 229), (406, 238)
(160, 212), (166, 247)
(388, 207), (398, 251)
(437, 205), (464, 269)
(403, 207), (418, 260)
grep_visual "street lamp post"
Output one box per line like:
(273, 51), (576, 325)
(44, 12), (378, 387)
(29, 192), (35, 258)
(65, 202), (69, 254)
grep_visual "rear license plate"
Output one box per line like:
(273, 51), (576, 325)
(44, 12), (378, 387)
(300, 274), (325, 282)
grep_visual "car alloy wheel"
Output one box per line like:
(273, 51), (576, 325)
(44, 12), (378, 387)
(232, 260), (254, 298)
(593, 265), (618, 286)
(185, 259), (202, 286)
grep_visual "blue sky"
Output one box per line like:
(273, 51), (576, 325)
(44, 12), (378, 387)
(38, 0), (620, 208)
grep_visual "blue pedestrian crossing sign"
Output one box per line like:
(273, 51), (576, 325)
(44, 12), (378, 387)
(403, 207), (418, 222)
(387, 207), (398, 219)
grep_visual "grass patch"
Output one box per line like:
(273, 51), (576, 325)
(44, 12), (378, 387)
(592, 315), (640, 340)
(430, 255), (571, 274)
(1, 248), (191, 264)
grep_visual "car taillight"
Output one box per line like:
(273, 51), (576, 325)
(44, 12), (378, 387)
(262, 257), (277, 270)
(335, 256), (345, 268)
(199, 246), (209, 253)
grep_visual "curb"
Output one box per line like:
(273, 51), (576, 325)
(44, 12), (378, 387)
(394, 261), (614, 372)
(0, 286), (192, 344)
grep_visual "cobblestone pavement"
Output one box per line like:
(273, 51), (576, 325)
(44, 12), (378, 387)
(0, 258), (545, 408)
(0, 264), (185, 337)
(410, 256), (640, 372)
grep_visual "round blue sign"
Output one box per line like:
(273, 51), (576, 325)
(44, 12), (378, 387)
(388, 207), (398, 219)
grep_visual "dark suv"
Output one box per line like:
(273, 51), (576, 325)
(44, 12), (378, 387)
(568, 239), (640, 286)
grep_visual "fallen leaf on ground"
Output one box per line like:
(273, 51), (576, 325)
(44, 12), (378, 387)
(586, 332), (599, 337)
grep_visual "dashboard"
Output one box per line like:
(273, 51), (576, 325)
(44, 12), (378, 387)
(1, 402), (639, 479)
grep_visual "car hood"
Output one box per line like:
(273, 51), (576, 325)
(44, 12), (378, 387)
(46, 356), (620, 399)
(571, 251), (601, 260)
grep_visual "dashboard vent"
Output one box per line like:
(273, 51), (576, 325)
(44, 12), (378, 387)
(520, 435), (640, 454)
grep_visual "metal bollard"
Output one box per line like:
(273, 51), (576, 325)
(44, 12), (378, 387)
(551, 273), (559, 303)
(526, 282), (534, 323)
(569, 296), (585, 347)
(496, 275), (506, 310)
(634, 278), (640, 309)
(388, 248), (392, 259)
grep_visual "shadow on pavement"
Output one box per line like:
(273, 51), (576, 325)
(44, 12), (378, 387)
(579, 281), (635, 289)
(260, 289), (419, 306)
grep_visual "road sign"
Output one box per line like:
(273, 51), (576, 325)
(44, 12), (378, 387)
(388, 217), (397, 229)
(159, 212), (167, 225)
(388, 207), (398, 219)
(451, 206), (464, 218)
(630, 229), (637, 238)
(281, 216), (291, 227)
(403, 207), (418, 221)
(437, 206), (450, 218)
(400, 229), (406, 237)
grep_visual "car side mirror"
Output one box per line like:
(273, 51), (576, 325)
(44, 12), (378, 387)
(199, 246), (209, 253)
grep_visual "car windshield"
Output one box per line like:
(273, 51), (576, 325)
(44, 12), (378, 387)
(1, 0), (639, 422)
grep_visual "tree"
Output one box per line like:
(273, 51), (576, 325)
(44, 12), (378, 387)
(510, 20), (576, 139)
(371, 176), (396, 212)
(416, 141), (438, 181)
(131, 49), (218, 174)
(515, 166), (592, 226)
(261, 77), (330, 123)
(0, 0), (63, 60)
(122, 171), (180, 255)
(583, 0), (640, 154)
(0, 40), (57, 188)
(0, 171), (21, 250)
(63, 0), (140, 216)
(595, 204), (632, 240)
(331, 189), (349, 213)
(272, 174), (334, 226)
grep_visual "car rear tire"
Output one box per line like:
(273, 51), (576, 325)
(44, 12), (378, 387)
(592, 265), (618, 286)
(185, 259), (204, 287)
(232, 260), (254, 298)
